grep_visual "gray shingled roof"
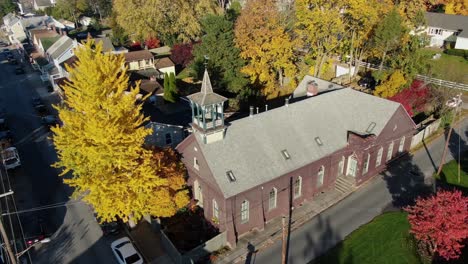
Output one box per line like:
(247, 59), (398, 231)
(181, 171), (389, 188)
(293, 75), (344, 98)
(425, 12), (468, 37)
(47, 35), (73, 60)
(93, 37), (115, 52)
(187, 70), (227, 106)
(194, 88), (402, 198)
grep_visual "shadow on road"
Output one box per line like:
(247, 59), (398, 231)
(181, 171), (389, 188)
(383, 154), (433, 208)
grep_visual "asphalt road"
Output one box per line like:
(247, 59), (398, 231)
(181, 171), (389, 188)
(0, 48), (117, 263)
(251, 118), (468, 264)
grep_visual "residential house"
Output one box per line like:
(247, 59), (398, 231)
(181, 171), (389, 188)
(145, 122), (186, 148)
(79, 16), (92, 27)
(52, 18), (75, 30)
(2, 13), (27, 44)
(33, 0), (56, 11)
(423, 12), (468, 50)
(29, 28), (59, 55)
(176, 71), (416, 247)
(92, 37), (128, 54)
(154, 57), (176, 77)
(124, 50), (156, 71)
(45, 35), (78, 91)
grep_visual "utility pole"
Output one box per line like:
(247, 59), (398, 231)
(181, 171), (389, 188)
(436, 93), (463, 187)
(281, 216), (287, 264)
(0, 191), (16, 264)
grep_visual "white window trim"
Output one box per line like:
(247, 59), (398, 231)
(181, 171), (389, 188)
(376, 147), (383, 167)
(293, 176), (302, 199)
(241, 200), (249, 223)
(193, 157), (199, 170)
(363, 153), (370, 174)
(387, 142), (394, 161)
(268, 188), (277, 211)
(398, 136), (405, 153)
(212, 199), (219, 219)
(317, 166), (325, 187)
(347, 154), (357, 177)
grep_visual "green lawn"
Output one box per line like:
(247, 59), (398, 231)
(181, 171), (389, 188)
(311, 212), (421, 264)
(421, 48), (468, 84)
(435, 151), (468, 188)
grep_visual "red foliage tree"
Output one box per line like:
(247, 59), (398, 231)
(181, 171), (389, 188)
(389, 80), (431, 117)
(170, 43), (195, 68)
(405, 189), (468, 260)
(145, 37), (161, 49)
(129, 41), (142, 51)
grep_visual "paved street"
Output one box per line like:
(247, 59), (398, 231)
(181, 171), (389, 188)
(250, 118), (468, 264)
(0, 48), (116, 263)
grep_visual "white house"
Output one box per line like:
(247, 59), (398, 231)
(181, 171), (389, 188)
(52, 18), (75, 30)
(46, 35), (80, 91)
(33, 0), (55, 11)
(2, 13), (27, 44)
(154, 57), (176, 78)
(424, 12), (468, 50)
(145, 122), (187, 148)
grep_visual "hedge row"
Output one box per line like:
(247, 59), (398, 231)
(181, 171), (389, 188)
(444, 48), (468, 59)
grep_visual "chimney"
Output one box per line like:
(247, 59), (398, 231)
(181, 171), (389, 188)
(249, 106), (254, 117)
(285, 98), (289, 107)
(265, 104), (268, 111)
(150, 75), (156, 82)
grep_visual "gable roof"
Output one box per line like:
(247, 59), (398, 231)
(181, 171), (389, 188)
(425, 12), (468, 37)
(93, 37), (115, 52)
(154, 57), (174, 69)
(186, 70), (227, 106)
(46, 35), (74, 60)
(30, 28), (58, 41)
(189, 88), (405, 198)
(124, 50), (154, 62)
(293, 75), (344, 98)
(35, 0), (53, 7)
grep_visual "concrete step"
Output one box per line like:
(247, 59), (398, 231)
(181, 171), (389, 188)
(334, 176), (356, 194)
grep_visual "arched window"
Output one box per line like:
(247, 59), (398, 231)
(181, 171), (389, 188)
(317, 166), (325, 187)
(193, 180), (203, 207)
(268, 188), (277, 210)
(241, 200), (249, 223)
(363, 153), (370, 174)
(376, 147), (383, 167)
(347, 154), (358, 177)
(212, 199), (219, 219)
(293, 176), (302, 198)
(398, 136), (405, 152)
(387, 142), (394, 161)
(337, 156), (345, 177)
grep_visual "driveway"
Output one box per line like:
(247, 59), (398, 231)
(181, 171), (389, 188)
(250, 118), (468, 264)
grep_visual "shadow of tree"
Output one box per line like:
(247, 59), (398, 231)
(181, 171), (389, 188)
(383, 154), (433, 208)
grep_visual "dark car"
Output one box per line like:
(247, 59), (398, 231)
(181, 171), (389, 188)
(358, 76), (376, 89)
(9, 58), (17, 65)
(94, 215), (121, 236)
(14, 67), (25, 75)
(41, 115), (58, 127)
(35, 105), (49, 117)
(32, 97), (43, 107)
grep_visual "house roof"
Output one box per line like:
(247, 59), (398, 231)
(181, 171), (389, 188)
(93, 37), (115, 52)
(139, 79), (164, 94)
(30, 28), (58, 41)
(293, 75), (344, 98)
(190, 88), (404, 198)
(154, 57), (174, 69)
(46, 35), (73, 60)
(129, 68), (161, 81)
(35, 0), (53, 7)
(187, 70), (227, 106)
(124, 50), (154, 62)
(60, 55), (78, 70)
(425, 12), (468, 37)
(41, 36), (61, 51)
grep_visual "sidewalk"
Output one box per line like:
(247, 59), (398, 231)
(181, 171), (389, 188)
(215, 186), (360, 264)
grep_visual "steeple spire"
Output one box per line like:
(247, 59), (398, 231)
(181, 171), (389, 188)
(201, 69), (214, 95)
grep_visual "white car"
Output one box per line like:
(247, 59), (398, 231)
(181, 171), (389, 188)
(110, 237), (143, 264)
(2, 147), (21, 170)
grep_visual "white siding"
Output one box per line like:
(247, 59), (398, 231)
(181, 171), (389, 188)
(455, 37), (468, 50)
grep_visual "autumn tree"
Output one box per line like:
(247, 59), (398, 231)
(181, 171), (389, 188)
(397, 0), (435, 27)
(444, 0), (468, 15)
(113, 0), (220, 44)
(191, 14), (248, 94)
(171, 43), (195, 68)
(373, 70), (407, 98)
(372, 9), (406, 71)
(52, 41), (189, 223)
(295, 0), (347, 78)
(389, 80), (431, 116)
(0, 0), (16, 18)
(53, 0), (89, 26)
(235, 0), (297, 97)
(405, 190), (468, 261)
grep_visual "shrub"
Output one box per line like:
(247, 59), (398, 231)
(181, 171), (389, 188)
(389, 80), (431, 117)
(444, 49), (468, 59)
(170, 43), (195, 68)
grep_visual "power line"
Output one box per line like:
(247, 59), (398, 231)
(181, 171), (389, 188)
(1, 200), (83, 217)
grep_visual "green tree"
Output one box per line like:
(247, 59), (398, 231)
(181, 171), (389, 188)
(372, 9), (406, 71)
(163, 72), (178, 103)
(235, 0), (297, 98)
(191, 14), (248, 94)
(0, 0), (16, 18)
(113, 0), (219, 44)
(52, 41), (189, 223)
(388, 35), (431, 79)
(53, 0), (89, 26)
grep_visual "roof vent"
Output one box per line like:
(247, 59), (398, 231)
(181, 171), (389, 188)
(226, 170), (236, 182)
(314, 137), (323, 146)
(366, 122), (376, 133)
(281, 149), (291, 160)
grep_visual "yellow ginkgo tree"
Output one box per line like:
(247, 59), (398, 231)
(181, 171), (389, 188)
(51, 40), (189, 223)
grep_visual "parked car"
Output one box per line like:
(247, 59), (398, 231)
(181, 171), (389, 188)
(32, 97), (43, 107)
(9, 58), (17, 65)
(41, 115), (58, 128)
(111, 237), (143, 264)
(95, 215), (121, 236)
(1, 147), (21, 170)
(34, 105), (49, 117)
(14, 67), (24, 75)
(358, 76), (376, 89)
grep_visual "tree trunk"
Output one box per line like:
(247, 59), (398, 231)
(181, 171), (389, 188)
(278, 68), (284, 87)
(316, 54), (327, 78)
(379, 46), (388, 72)
(348, 30), (355, 83)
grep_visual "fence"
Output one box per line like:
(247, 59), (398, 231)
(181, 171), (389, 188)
(415, 75), (468, 91)
(160, 230), (227, 264)
(411, 119), (441, 149)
